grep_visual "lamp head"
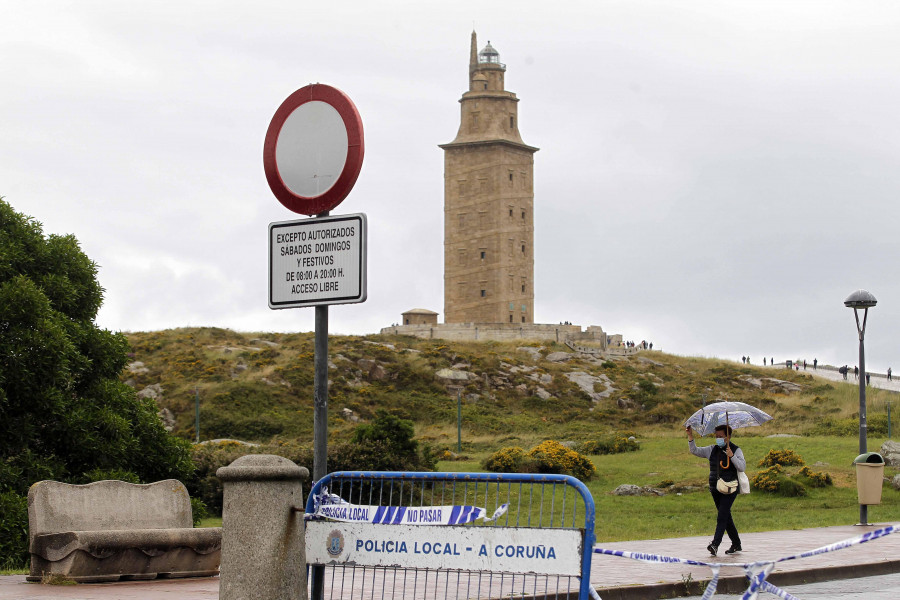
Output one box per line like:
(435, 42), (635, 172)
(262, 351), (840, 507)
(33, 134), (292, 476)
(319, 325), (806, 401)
(844, 289), (877, 309)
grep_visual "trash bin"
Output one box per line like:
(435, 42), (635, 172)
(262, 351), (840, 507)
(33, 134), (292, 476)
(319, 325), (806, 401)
(853, 452), (885, 505)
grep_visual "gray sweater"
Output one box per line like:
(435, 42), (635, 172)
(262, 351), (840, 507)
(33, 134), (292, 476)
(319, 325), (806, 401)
(689, 440), (746, 472)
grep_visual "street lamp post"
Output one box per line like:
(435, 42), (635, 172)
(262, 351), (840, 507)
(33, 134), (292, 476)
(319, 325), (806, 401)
(844, 289), (877, 526)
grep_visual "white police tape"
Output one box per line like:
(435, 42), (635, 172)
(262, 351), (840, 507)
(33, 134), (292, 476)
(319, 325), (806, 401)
(308, 489), (509, 526)
(591, 524), (898, 600)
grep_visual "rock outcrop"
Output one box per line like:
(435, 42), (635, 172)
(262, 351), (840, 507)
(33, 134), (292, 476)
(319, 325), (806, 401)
(566, 371), (616, 402)
(881, 440), (900, 467)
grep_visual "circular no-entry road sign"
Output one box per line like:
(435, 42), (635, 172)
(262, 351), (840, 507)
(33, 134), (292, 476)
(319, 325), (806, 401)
(263, 84), (364, 216)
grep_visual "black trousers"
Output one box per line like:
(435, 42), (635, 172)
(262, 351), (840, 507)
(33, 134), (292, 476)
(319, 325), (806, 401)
(709, 484), (741, 547)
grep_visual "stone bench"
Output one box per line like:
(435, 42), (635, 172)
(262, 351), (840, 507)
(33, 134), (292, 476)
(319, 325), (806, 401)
(27, 479), (221, 582)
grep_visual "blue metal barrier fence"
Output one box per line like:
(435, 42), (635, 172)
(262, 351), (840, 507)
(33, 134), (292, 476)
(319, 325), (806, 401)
(305, 471), (596, 600)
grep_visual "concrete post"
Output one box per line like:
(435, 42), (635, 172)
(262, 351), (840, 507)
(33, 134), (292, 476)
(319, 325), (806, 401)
(217, 454), (309, 600)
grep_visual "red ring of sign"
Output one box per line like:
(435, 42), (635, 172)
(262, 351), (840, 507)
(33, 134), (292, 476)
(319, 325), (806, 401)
(263, 84), (365, 216)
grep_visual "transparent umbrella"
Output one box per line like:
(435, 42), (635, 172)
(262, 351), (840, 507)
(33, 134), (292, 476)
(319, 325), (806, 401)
(684, 401), (774, 469)
(683, 401), (773, 437)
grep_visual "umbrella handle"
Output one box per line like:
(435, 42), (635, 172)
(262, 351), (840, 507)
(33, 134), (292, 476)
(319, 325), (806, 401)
(719, 432), (731, 469)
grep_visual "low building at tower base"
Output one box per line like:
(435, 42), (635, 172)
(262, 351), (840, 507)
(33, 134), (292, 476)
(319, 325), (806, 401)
(379, 321), (608, 347)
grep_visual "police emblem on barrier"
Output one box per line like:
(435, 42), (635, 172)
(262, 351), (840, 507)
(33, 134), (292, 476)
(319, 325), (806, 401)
(326, 530), (345, 557)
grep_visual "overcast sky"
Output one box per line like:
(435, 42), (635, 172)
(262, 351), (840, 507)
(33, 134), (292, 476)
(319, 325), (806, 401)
(4, 1), (900, 373)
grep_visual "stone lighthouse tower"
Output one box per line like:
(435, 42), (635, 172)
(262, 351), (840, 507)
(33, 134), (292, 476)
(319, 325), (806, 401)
(440, 32), (538, 324)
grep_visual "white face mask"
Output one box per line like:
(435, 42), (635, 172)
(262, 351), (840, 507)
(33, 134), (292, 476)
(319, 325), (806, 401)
(715, 438), (726, 447)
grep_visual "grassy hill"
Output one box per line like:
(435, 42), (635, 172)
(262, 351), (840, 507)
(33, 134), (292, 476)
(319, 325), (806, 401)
(118, 327), (900, 541)
(122, 327), (897, 449)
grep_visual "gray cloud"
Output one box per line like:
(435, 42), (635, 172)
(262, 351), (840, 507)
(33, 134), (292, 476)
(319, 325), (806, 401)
(3, 1), (900, 373)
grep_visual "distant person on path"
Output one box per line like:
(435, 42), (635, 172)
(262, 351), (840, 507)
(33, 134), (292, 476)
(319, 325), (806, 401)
(814, 358), (817, 370)
(803, 360), (806, 370)
(763, 357), (767, 366)
(889, 368), (892, 381)
(866, 373), (871, 386)
(687, 424), (744, 556)
(771, 357), (774, 367)
(741, 356), (746, 364)
(855, 366), (859, 380)
(840, 365), (848, 380)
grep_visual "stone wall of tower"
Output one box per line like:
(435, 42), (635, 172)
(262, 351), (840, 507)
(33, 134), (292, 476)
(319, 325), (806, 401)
(443, 143), (534, 324)
(441, 33), (538, 324)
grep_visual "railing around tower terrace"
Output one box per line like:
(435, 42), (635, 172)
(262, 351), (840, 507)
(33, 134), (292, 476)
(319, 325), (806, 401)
(305, 471), (596, 600)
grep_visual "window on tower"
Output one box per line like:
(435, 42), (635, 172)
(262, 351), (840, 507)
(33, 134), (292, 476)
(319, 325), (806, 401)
(521, 244), (526, 253)
(510, 116), (515, 128)
(521, 210), (525, 219)
(480, 251), (485, 260)
(480, 289), (486, 298)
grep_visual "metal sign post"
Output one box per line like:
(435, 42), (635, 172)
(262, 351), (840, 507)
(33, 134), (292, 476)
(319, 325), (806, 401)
(314, 300), (328, 480)
(263, 83), (365, 488)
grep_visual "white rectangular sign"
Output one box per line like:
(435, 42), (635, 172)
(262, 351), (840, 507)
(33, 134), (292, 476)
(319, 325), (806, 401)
(269, 213), (367, 308)
(305, 522), (583, 576)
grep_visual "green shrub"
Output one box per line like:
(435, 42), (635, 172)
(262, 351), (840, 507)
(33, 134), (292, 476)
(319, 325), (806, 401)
(75, 468), (140, 484)
(751, 465), (784, 492)
(342, 410), (437, 472)
(579, 433), (640, 455)
(751, 465), (808, 497)
(758, 449), (805, 468)
(0, 491), (28, 570)
(351, 410), (417, 456)
(329, 439), (437, 473)
(774, 477), (807, 497)
(810, 415), (889, 436)
(190, 440), (314, 515)
(797, 465), (833, 488)
(528, 440), (596, 481)
(483, 441), (596, 481)
(190, 411), (436, 515)
(190, 497), (210, 526)
(482, 447), (529, 473)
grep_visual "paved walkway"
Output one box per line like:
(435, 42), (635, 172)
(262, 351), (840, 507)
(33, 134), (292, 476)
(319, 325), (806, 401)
(590, 522), (900, 599)
(2, 523), (898, 599)
(765, 362), (900, 394)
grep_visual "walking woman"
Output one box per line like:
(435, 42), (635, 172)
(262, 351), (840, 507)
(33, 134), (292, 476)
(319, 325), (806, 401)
(686, 424), (744, 555)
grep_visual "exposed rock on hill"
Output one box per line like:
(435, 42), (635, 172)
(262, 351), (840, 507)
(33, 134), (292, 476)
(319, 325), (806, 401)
(566, 371), (616, 402)
(435, 368), (476, 383)
(738, 375), (803, 394)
